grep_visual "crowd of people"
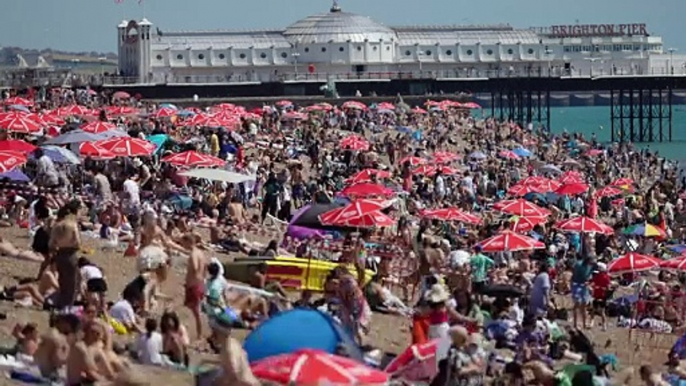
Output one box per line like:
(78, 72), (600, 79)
(0, 88), (684, 385)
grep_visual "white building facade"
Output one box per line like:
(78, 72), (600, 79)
(117, 4), (683, 84)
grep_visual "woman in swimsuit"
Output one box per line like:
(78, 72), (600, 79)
(137, 209), (188, 313)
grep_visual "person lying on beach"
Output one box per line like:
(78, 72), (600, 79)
(1, 260), (59, 308)
(11, 322), (39, 358)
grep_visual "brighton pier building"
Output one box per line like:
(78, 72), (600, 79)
(116, 3), (685, 85)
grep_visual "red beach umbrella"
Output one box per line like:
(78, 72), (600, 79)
(94, 137), (156, 157)
(594, 186), (623, 198)
(494, 199), (551, 217)
(611, 178), (634, 187)
(420, 207), (481, 225)
(476, 231), (545, 252)
(79, 142), (116, 160)
(510, 216), (547, 233)
(555, 216), (613, 234)
(608, 253), (660, 274)
(0, 140), (36, 154)
(558, 171), (585, 185)
(385, 339), (440, 383)
(339, 183), (393, 198)
(339, 135), (369, 151)
(0, 114), (42, 134)
(555, 183), (589, 196)
(3, 97), (33, 106)
(81, 121), (117, 134)
(161, 150), (225, 167)
(56, 105), (91, 117)
(0, 151), (27, 172)
(346, 169), (391, 184)
(251, 349), (389, 385)
(399, 156), (426, 166)
(508, 184), (543, 197)
(660, 257), (686, 271)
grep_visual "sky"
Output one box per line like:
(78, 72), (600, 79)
(1, 0), (684, 53)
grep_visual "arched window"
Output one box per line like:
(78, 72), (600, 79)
(176, 54), (183, 60)
(445, 50), (452, 56)
(198, 54), (205, 60)
(239, 53), (246, 59)
(218, 53), (225, 59)
(260, 52), (267, 59)
(280, 52), (288, 58)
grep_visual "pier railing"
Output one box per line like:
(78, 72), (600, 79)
(1, 66), (684, 88)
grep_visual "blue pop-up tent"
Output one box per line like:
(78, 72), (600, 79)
(243, 309), (363, 363)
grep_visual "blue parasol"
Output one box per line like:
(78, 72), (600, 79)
(0, 169), (30, 182)
(513, 147), (532, 157)
(470, 151), (487, 160)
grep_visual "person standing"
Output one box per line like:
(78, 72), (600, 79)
(571, 255), (594, 329)
(182, 233), (207, 341)
(49, 200), (82, 310)
(469, 246), (494, 301)
(529, 262), (551, 317)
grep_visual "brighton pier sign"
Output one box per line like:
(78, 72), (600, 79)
(535, 24), (648, 37)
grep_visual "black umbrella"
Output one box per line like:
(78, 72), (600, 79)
(480, 284), (524, 298)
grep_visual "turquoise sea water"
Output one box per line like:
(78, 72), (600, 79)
(544, 106), (686, 160)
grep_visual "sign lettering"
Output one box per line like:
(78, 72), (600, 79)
(538, 23), (648, 37)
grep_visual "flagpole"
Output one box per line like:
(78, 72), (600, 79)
(141, 0), (146, 19)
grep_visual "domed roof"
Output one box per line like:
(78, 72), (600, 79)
(284, 6), (396, 44)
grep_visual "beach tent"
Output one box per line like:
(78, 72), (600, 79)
(243, 309), (362, 363)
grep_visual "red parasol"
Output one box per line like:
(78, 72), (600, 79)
(594, 186), (623, 198)
(660, 257), (686, 271)
(510, 216), (547, 233)
(319, 199), (391, 225)
(607, 253), (660, 274)
(78, 142), (116, 160)
(153, 107), (177, 118)
(376, 102), (395, 110)
(610, 178), (634, 187)
(586, 149), (604, 156)
(507, 184), (544, 197)
(0, 140), (36, 155)
(0, 151), (27, 172)
(498, 150), (520, 160)
(340, 183), (393, 198)
(476, 231), (545, 252)
(555, 183), (589, 196)
(251, 349), (389, 386)
(420, 207), (481, 225)
(346, 169), (391, 184)
(461, 102), (481, 109)
(81, 121), (117, 134)
(494, 199), (551, 217)
(94, 137), (156, 157)
(411, 106), (428, 114)
(432, 151), (460, 164)
(399, 156), (426, 166)
(554, 216), (613, 234)
(161, 150), (225, 167)
(56, 105), (91, 117)
(558, 171), (585, 185)
(531, 178), (562, 193)
(275, 100), (293, 107)
(105, 106), (139, 116)
(339, 135), (370, 151)
(39, 113), (65, 126)
(3, 97), (34, 106)
(0, 114), (42, 134)
(341, 101), (367, 110)
(385, 339), (440, 383)
(518, 176), (547, 186)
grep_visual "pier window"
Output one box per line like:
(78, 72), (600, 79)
(198, 54), (205, 60)
(613, 44), (622, 51)
(321, 47), (327, 52)
(572, 46), (581, 52)
(527, 48), (534, 54)
(239, 53), (246, 59)
(507, 49), (513, 55)
(176, 54), (183, 60)
(156, 54), (162, 61)
(466, 49), (473, 55)
(218, 54), (225, 59)
(425, 50), (431, 56)
(260, 53), (267, 58)
(564, 46), (571, 53)
(633, 45), (641, 51)
(486, 49), (493, 55)
(405, 50), (411, 56)
(281, 52), (287, 58)
(304, 47), (309, 52)
(446, 50), (452, 56)
(357, 46), (362, 51)
(339, 47), (345, 52)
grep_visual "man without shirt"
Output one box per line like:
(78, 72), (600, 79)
(182, 233), (207, 341)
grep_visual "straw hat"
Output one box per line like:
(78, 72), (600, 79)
(424, 284), (451, 303)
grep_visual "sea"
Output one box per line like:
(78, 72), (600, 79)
(481, 106), (686, 161)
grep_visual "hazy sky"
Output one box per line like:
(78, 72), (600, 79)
(2, 0), (684, 53)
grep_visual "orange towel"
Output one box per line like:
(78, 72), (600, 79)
(411, 315), (430, 345)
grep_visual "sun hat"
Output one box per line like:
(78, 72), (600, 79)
(424, 284), (451, 303)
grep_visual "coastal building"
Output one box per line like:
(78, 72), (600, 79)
(117, 2), (686, 85)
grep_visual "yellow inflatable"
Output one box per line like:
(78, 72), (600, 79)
(224, 256), (375, 292)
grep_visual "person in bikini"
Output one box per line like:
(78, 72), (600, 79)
(2, 259), (59, 308)
(181, 233), (207, 341)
